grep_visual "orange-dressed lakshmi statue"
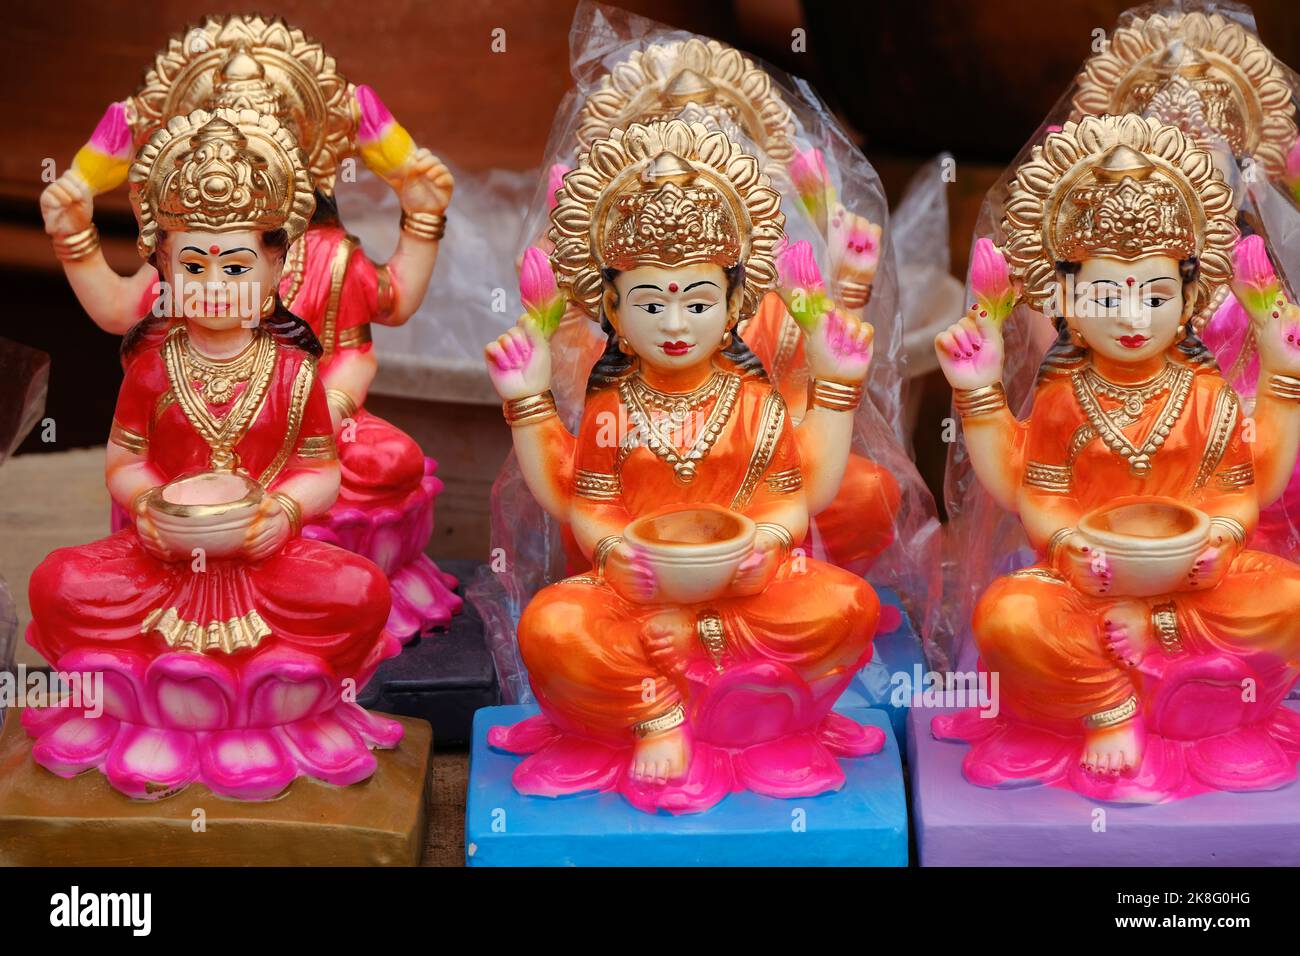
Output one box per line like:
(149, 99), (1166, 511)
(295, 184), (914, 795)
(549, 37), (900, 574)
(26, 107), (402, 801)
(483, 120), (886, 814)
(38, 14), (459, 640)
(934, 113), (1300, 801)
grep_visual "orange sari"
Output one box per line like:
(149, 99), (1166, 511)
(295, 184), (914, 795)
(976, 357), (1300, 733)
(517, 372), (879, 744)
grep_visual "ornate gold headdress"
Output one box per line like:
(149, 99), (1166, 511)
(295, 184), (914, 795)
(575, 39), (796, 167)
(1003, 114), (1237, 314)
(129, 107), (315, 258)
(1073, 11), (1297, 177)
(550, 120), (784, 319)
(128, 14), (357, 192)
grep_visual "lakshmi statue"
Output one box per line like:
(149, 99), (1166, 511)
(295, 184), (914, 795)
(38, 14), (459, 640)
(933, 113), (1300, 801)
(482, 119), (884, 814)
(529, 34), (904, 576)
(26, 107), (402, 801)
(1072, 7), (1300, 557)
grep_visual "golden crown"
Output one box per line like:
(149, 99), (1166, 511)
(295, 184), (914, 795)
(576, 38), (795, 168)
(128, 14), (357, 192)
(1003, 114), (1237, 314)
(129, 107), (315, 258)
(549, 120), (784, 320)
(1073, 11), (1297, 177)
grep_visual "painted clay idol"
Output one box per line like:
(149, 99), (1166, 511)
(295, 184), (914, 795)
(39, 14), (459, 640)
(933, 113), (1300, 800)
(26, 108), (402, 800)
(483, 120), (885, 813)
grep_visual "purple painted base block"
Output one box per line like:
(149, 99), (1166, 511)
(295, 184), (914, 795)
(908, 706), (1300, 866)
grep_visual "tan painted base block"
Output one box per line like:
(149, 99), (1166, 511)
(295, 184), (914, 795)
(0, 711), (432, 866)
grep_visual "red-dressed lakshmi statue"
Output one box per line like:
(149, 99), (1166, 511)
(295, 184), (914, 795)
(934, 114), (1300, 800)
(483, 120), (886, 813)
(27, 107), (403, 801)
(39, 14), (459, 640)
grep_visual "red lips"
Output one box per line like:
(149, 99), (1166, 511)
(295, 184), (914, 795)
(1119, 335), (1149, 349)
(660, 341), (693, 356)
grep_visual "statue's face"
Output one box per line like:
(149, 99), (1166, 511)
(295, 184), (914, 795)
(158, 229), (284, 332)
(608, 262), (736, 374)
(1064, 254), (1187, 365)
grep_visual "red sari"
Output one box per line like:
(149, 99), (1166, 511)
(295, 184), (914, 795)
(30, 327), (393, 681)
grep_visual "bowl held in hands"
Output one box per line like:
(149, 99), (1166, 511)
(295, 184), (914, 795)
(624, 504), (756, 604)
(146, 472), (265, 560)
(1076, 496), (1211, 597)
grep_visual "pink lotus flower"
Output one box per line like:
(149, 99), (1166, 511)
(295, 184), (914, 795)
(1230, 234), (1287, 322)
(789, 146), (835, 222)
(71, 101), (132, 194)
(969, 238), (1017, 324)
(355, 84), (415, 178)
(776, 240), (832, 330)
(547, 163), (571, 211)
(519, 246), (565, 337)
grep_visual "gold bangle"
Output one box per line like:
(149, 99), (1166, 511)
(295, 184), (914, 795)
(632, 702), (686, 738)
(52, 225), (100, 262)
(954, 382), (1007, 418)
(834, 278), (872, 310)
(503, 390), (557, 427)
(810, 378), (863, 412)
(1046, 526), (1073, 567)
(593, 534), (623, 578)
(1082, 695), (1138, 730)
(754, 521), (794, 556)
(271, 492), (303, 536)
(400, 210), (446, 241)
(375, 263), (396, 317)
(1151, 601), (1183, 655)
(1266, 373), (1300, 402)
(1209, 515), (1247, 549)
(325, 388), (358, 420)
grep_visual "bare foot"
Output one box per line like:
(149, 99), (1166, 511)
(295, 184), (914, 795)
(640, 610), (695, 678)
(631, 725), (691, 785)
(1080, 717), (1144, 777)
(1102, 600), (1152, 668)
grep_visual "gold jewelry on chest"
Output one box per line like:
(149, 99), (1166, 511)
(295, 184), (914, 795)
(1070, 361), (1193, 477)
(619, 371), (741, 485)
(162, 327), (277, 473)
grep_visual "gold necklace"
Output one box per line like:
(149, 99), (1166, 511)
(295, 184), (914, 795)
(280, 236), (307, 308)
(183, 333), (263, 405)
(164, 327), (277, 472)
(1080, 361), (1179, 417)
(1071, 362), (1193, 477)
(620, 371), (741, 484)
(629, 370), (726, 418)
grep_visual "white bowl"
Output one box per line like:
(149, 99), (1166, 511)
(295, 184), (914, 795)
(624, 505), (756, 604)
(147, 472), (264, 559)
(1076, 496), (1210, 597)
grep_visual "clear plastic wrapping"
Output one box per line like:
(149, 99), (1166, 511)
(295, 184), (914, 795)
(939, 0), (1300, 668)
(469, 0), (945, 700)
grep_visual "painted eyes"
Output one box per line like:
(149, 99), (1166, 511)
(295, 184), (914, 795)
(180, 262), (253, 277)
(686, 302), (714, 314)
(635, 301), (716, 315)
(222, 264), (252, 277)
(182, 261), (205, 275)
(637, 302), (665, 315)
(1087, 295), (1173, 311)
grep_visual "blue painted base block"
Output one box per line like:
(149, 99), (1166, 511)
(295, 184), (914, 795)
(466, 705), (907, 866)
(908, 706), (1300, 866)
(841, 586), (923, 743)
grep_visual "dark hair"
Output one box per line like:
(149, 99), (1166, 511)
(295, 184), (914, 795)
(1035, 257), (1214, 384)
(121, 227), (322, 364)
(310, 189), (341, 226)
(585, 263), (768, 392)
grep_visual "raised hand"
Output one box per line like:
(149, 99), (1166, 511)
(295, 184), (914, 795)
(484, 316), (552, 401)
(934, 308), (1005, 391)
(1254, 300), (1300, 378)
(40, 170), (93, 238)
(397, 147), (454, 215)
(804, 308), (875, 384)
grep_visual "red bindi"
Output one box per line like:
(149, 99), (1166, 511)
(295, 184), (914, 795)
(668, 282), (678, 293)
(209, 244), (221, 255)
(1125, 276), (1135, 286)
